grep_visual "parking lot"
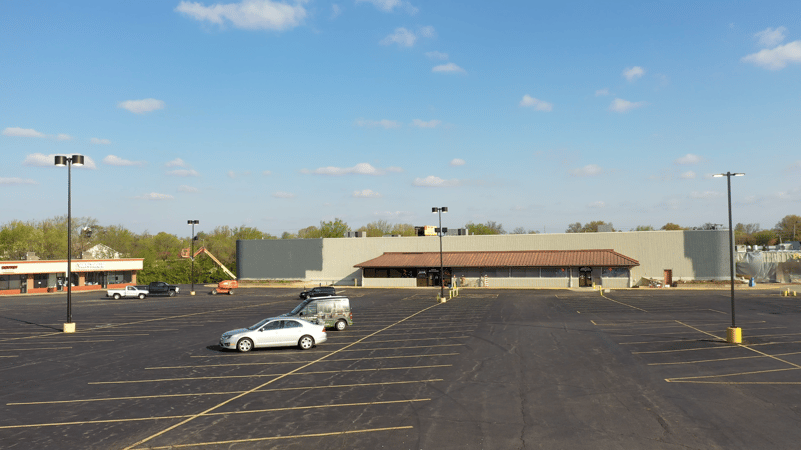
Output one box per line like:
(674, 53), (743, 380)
(2, 287), (801, 449)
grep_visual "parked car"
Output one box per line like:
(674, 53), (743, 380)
(136, 281), (180, 297)
(106, 285), (147, 300)
(219, 317), (326, 352)
(299, 286), (336, 299)
(285, 296), (353, 331)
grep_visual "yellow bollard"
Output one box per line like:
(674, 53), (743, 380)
(727, 327), (742, 344)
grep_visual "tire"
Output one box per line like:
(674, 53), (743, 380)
(113, 293), (121, 300)
(228, 289), (235, 295)
(169, 291), (176, 297)
(211, 289), (217, 295)
(236, 338), (253, 352)
(335, 320), (347, 331)
(298, 335), (314, 350)
(138, 293), (146, 299)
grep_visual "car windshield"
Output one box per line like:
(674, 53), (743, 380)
(248, 318), (271, 330)
(290, 299), (311, 315)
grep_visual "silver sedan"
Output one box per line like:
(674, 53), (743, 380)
(219, 317), (327, 352)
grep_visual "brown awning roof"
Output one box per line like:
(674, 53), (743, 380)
(355, 250), (639, 268)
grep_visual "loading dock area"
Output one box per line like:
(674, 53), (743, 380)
(1, 287), (801, 448)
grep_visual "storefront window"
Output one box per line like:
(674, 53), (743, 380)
(0, 275), (23, 290)
(603, 267), (629, 278)
(540, 268), (568, 278)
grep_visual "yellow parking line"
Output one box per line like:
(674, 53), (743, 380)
(649, 351), (801, 366)
(147, 353), (459, 370)
(122, 301), (446, 450)
(0, 347), (72, 352)
(8, 380), (444, 406)
(91, 364), (452, 384)
(129, 426), (415, 449)
(0, 355), (18, 358)
(0, 399), (428, 430)
(14, 340), (115, 344)
(666, 380), (801, 385)
(666, 367), (799, 382)
(632, 346), (738, 354)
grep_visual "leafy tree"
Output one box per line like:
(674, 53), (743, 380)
(774, 215), (801, 241)
(753, 229), (778, 246)
(297, 226), (321, 239)
(735, 223), (760, 235)
(281, 231), (297, 239)
(660, 223), (685, 231)
(358, 220), (394, 237)
(390, 223), (416, 236)
(319, 218), (350, 238)
(0, 220), (44, 259)
(465, 221), (505, 235)
(566, 221), (614, 233)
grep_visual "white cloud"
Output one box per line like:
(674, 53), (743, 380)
(165, 158), (187, 167)
(519, 94), (553, 111)
(570, 164), (603, 176)
(380, 27), (416, 47)
(426, 51), (448, 60)
(356, 0), (418, 14)
(623, 66), (645, 81)
(354, 118), (401, 128)
(674, 153), (702, 165)
(330, 4), (341, 19)
(741, 40), (801, 70)
(175, 0), (307, 31)
(179, 185), (199, 193)
(595, 88), (609, 96)
(90, 137), (111, 145)
(353, 189), (381, 198)
(690, 191), (722, 199)
(680, 170), (696, 179)
(272, 191), (295, 198)
(135, 192), (174, 200)
(56, 134), (73, 141)
(450, 158), (465, 166)
(262, 170), (272, 175)
(167, 169), (200, 177)
(303, 162), (389, 176)
(755, 26), (787, 47)
(432, 62), (465, 73)
(3, 127), (44, 138)
(418, 25), (435, 38)
(0, 177), (37, 185)
(410, 119), (441, 128)
(413, 175), (460, 187)
(588, 201), (605, 208)
(227, 170), (236, 178)
(609, 98), (645, 113)
(103, 155), (144, 166)
(118, 98), (165, 114)
(22, 153), (97, 169)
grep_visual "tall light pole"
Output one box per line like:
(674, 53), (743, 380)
(54, 154), (84, 333)
(713, 172), (744, 344)
(188, 220), (199, 295)
(432, 207), (448, 298)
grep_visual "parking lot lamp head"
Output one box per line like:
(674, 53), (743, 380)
(54, 154), (84, 333)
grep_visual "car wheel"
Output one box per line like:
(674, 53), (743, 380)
(113, 293), (121, 300)
(138, 293), (146, 299)
(298, 335), (314, 350)
(335, 320), (347, 331)
(236, 338), (253, 352)
(211, 289), (217, 295)
(169, 291), (176, 297)
(228, 289), (235, 295)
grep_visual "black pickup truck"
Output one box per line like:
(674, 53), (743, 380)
(135, 281), (180, 297)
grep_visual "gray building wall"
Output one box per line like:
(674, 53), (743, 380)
(237, 230), (730, 285)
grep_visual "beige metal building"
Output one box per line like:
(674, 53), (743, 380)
(237, 229), (730, 288)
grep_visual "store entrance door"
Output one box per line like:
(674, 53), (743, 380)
(579, 267), (593, 287)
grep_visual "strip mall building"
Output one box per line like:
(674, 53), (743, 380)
(236, 229), (730, 288)
(0, 259), (143, 296)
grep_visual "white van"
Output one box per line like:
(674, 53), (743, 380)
(285, 296), (353, 331)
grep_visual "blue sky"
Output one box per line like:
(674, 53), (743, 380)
(2, 0), (800, 237)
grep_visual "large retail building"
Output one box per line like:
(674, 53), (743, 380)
(237, 229), (731, 288)
(0, 258), (143, 296)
